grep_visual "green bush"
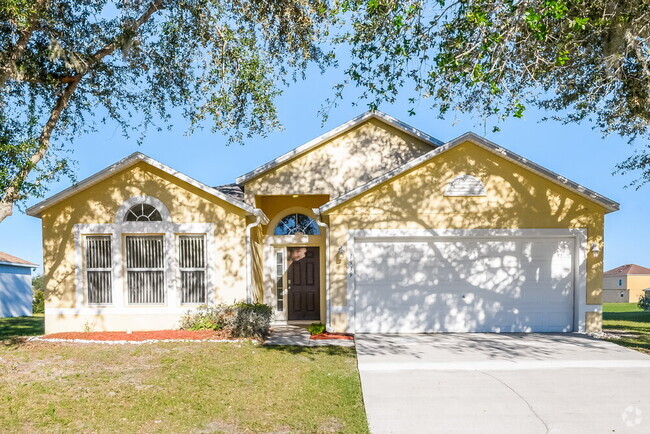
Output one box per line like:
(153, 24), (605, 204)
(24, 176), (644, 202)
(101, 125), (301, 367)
(638, 294), (650, 311)
(32, 289), (45, 314)
(179, 303), (272, 338)
(308, 322), (326, 336)
(229, 302), (273, 338)
(32, 275), (45, 314)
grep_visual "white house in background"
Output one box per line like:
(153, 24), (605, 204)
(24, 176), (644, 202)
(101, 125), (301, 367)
(0, 251), (37, 317)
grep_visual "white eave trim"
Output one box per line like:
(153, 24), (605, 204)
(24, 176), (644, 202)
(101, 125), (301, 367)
(26, 152), (265, 220)
(319, 132), (620, 214)
(0, 261), (38, 268)
(235, 110), (443, 185)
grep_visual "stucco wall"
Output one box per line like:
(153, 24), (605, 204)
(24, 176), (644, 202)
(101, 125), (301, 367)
(603, 275), (650, 303)
(603, 289), (629, 303)
(324, 141), (607, 332)
(603, 276), (627, 290)
(243, 119), (435, 203)
(627, 276), (650, 303)
(40, 162), (249, 333)
(0, 265), (33, 317)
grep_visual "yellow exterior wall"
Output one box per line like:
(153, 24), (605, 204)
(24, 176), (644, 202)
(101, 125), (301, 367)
(243, 119), (434, 203)
(256, 195), (329, 232)
(40, 162), (249, 333)
(626, 275), (650, 303)
(324, 141), (607, 332)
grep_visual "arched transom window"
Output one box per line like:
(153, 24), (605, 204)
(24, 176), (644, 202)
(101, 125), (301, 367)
(124, 203), (163, 222)
(274, 213), (320, 235)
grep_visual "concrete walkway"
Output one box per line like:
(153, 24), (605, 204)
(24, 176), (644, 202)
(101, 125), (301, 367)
(356, 333), (650, 433)
(264, 325), (355, 347)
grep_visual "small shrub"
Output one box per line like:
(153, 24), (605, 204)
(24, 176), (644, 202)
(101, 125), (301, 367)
(308, 322), (326, 336)
(32, 275), (44, 314)
(32, 289), (45, 314)
(82, 321), (95, 333)
(638, 294), (650, 311)
(179, 302), (272, 338)
(229, 302), (273, 338)
(179, 305), (225, 331)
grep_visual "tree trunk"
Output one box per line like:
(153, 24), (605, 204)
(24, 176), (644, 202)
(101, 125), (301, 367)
(0, 0), (165, 225)
(0, 201), (13, 224)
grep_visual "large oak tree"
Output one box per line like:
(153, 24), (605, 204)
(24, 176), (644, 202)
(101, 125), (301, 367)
(0, 0), (330, 222)
(333, 0), (650, 186)
(3, 1), (650, 225)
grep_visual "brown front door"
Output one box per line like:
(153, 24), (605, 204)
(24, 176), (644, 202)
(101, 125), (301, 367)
(287, 247), (320, 321)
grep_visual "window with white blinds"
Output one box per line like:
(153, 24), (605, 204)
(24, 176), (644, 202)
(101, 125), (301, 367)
(178, 235), (206, 304)
(85, 236), (113, 304)
(126, 235), (165, 304)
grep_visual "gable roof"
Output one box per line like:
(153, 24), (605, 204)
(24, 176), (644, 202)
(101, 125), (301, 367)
(235, 111), (444, 185)
(605, 264), (650, 276)
(26, 152), (268, 223)
(319, 131), (620, 214)
(0, 251), (37, 268)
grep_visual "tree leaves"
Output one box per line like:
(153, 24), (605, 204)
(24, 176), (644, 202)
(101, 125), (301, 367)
(0, 0), (332, 219)
(332, 0), (650, 186)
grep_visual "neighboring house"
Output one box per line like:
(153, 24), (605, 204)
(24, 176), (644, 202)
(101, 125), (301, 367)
(603, 264), (650, 303)
(27, 111), (619, 334)
(0, 251), (37, 317)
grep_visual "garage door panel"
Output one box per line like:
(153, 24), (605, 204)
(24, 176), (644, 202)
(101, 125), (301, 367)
(353, 237), (575, 333)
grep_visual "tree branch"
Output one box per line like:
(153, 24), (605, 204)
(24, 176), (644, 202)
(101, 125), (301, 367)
(0, 0), (166, 222)
(0, 0), (47, 87)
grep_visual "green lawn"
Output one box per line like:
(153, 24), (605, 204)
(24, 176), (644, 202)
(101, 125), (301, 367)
(0, 340), (368, 432)
(603, 303), (650, 354)
(0, 314), (44, 340)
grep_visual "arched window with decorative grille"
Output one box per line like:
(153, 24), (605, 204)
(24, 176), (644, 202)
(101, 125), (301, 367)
(273, 213), (320, 235)
(124, 203), (163, 222)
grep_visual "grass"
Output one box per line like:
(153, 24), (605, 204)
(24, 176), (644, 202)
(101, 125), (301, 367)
(0, 341), (368, 432)
(0, 314), (44, 340)
(603, 303), (650, 355)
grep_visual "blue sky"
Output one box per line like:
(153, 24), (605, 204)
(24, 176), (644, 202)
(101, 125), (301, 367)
(1, 65), (647, 274)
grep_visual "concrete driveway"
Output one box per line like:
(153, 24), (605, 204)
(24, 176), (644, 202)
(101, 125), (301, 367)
(355, 334), (650, 433)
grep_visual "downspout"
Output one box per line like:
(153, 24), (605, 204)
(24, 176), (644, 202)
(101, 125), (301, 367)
(245, 209), (266, 303)
(312, 208), (331, 332)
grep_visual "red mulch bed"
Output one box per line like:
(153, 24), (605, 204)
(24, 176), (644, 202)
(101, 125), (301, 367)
(41, 329), (232, 342)
(310, 332), (354, 341)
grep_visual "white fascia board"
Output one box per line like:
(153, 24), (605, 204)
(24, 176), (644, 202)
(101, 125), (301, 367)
(26, 152), (263, 218)
(235, 111), (443, 185)
(0, 261), (38, 268)
(319, 132), (620, 214)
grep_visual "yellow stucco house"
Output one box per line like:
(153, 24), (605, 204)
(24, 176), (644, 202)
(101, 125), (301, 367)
(603, 264), (650, 303)
(27, 112), (619, 334)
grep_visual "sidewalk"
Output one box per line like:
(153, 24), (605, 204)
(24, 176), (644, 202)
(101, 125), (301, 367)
(265, 325), (354, 347)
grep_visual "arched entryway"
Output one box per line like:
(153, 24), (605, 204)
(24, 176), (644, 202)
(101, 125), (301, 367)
(264, 207), (326, 323)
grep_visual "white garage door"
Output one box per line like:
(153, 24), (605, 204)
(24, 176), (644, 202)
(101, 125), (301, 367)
(353, 237), (575, 333)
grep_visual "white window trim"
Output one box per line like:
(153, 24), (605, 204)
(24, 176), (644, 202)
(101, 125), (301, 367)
(115, 195), (171, 223)
(339, 228), (591, 333)
(125, 235), (166, 305)
(84, 235), (113, 306)
(74, 219), (215, 310)
(177, 234), (208, 305)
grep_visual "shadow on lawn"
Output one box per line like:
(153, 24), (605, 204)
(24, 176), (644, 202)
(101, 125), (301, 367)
(603, 310), (650, 353)
(603, 311), (650, 325)
(262, 344), (356, 358)
(0, 316), (45, 340)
